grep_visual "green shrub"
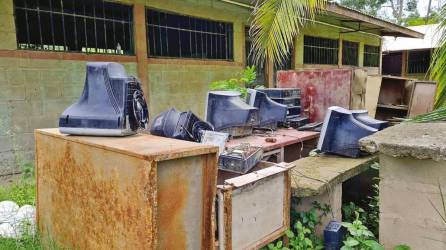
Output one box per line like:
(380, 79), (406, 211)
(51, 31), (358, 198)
(209, 66), (257, 98)
(341, 212), (383, 250)
(0, 181), (36, 207)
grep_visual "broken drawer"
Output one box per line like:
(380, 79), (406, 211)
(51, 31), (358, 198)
(217, 162), (292, 250)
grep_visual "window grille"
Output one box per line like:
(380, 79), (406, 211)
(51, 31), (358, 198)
(364, 45), (380, 67)
(342, 40), (359, 66)
(147, 9), (233, 60)
(13, 0), (134, 55)
(407, 50), (431, 74)
(303, 36), (339, 65)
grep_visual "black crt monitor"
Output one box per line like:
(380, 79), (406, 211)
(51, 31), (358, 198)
(352, 110), (389, 130)
(317, 106), (383, 158)
(59, 62), (148, 136)
(246, 89), (288, 128)
(205, 91), (259, 136)
(150, 108), (213, 142)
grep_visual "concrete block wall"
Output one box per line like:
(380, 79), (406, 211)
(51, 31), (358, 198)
(0, 56), (136, 174)
(148, 63), (243, 118)
(0, 0), (247, 174)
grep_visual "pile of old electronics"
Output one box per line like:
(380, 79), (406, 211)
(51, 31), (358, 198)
(257, 88), (310, 129)
(317, 106), (388, 158)
(205, 90), (280, 173)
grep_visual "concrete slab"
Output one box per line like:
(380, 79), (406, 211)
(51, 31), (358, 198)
(360, 122), (446, 161)
(290, 154), (377, 197)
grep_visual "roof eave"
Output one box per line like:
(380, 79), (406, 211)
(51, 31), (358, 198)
(326, 3), (424, 39)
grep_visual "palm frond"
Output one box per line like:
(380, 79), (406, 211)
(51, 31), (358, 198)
(409, 106), (446, 122)
(430, 4), (446, 109)
(249, 0), (327, 67)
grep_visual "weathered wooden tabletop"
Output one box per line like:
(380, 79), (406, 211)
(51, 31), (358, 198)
(225, 128), (320, 152)
(290, 154), (378, 197)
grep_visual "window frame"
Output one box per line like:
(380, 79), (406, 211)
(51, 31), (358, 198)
(146, 8), (234, 61)
(342, 40), (359, 66)
(363, 45), (380, 67)
(303, 35), (339, 65)
(407, 49), (431, 74)
(13, 0), (135, 55)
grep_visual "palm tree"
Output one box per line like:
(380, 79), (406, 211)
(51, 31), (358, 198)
(249, 0), (327, 67)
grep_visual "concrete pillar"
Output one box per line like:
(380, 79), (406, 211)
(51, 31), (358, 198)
(133, 4), (149, 99)
(360, 123), (446, 250)
(294, 183), (343, 237)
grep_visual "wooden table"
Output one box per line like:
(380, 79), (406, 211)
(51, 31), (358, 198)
(225, 128), (320, 162)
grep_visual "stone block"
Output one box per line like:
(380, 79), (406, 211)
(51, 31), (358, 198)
(9, 100), (44, 116)
(25, 85), (44, 101)
(0, 151), (20, 175)
(62, 84), (82, 98)
(44, 84), (63, 99)
(23, 69), (41, 83)
(40, 70), (67, 83)
(0, 135), (13, 153)
(6, 69), (26, 85)
(0, 58), (17, 68)
(0, 85), (26, 101)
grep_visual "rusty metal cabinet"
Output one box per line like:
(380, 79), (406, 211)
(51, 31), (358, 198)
(35, 128), (218, 250)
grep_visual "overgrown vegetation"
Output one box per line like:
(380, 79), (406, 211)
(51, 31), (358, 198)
(264, 201), (329, 250)
(343, 163), (380, 237)
(341, 211), (383, 250)
(209, 66), (257, 98)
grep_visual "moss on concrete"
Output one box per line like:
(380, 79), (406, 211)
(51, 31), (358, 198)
(360, 122), (446, 161)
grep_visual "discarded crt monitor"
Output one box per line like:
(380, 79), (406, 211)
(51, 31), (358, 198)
(246, 89), (287, 129)
(324, 220), (345, 250)
(218, 144), (263, 174)
(150, 108), (214, 142)
(206, 91), (259, 137)
(59, 62), (148, 136)
(258, 88), (301, 98)
(317, 106), (388, 158)
(352, 110), (388, 130)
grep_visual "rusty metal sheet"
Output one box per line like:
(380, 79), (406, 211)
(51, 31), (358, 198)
(36, 132), (157, 250)
(35, 129), (218, 250)
(36, 128), (218, 162)
(277, 69), (352, 122)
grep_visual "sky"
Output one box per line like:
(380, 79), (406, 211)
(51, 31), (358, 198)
(417, 0), (444, 15)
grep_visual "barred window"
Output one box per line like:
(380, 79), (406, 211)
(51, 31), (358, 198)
(147, 9), (233, 60)
(13, 0), (134, 55)
(408, 49), (431, 74)
(303, 36), (339, 65)
(342, 41), (359, 66)
(364, 45), (380, 67)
